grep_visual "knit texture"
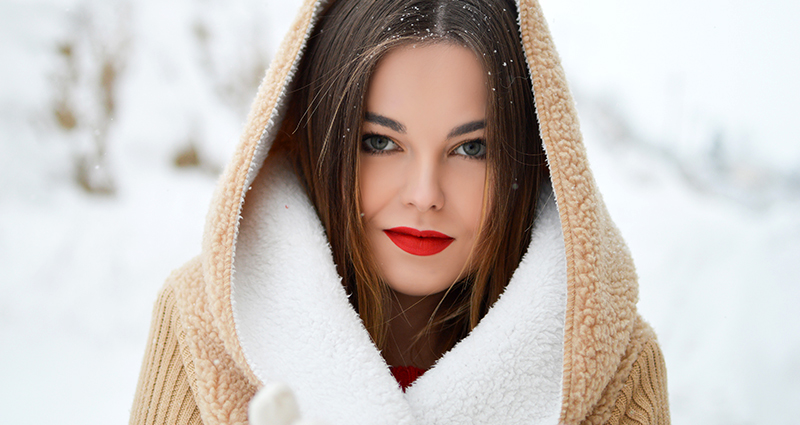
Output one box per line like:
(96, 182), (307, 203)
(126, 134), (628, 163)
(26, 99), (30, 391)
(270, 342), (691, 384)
(130, 281), (202, 425)
(604, 335), (670, 425)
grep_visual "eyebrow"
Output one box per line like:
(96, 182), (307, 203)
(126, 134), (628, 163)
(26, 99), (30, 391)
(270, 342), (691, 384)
(447, 120), (486, 138)
(365, 113), (406, 133)
(365, 112), (486, 139)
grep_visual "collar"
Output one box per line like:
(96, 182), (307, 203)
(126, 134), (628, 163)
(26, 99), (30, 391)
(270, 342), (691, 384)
(232, 156), (566, 424)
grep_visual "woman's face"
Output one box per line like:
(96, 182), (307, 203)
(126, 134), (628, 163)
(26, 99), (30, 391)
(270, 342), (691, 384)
(359, 43), (488, 297)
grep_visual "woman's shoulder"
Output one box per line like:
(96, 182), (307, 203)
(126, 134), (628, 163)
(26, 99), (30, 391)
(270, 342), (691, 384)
(131, 258), (204, 424)
(134, 256), (258, 424)
(162, 256), (205, 298)
(582, 316), (670, 425)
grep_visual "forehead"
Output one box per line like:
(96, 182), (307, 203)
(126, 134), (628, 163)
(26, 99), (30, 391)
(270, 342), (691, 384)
(365, 43), (487, 132)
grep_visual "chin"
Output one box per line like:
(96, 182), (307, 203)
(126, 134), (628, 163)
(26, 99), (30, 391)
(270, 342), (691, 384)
(389, 284), (448, 297)
(383, 267), (459, 297)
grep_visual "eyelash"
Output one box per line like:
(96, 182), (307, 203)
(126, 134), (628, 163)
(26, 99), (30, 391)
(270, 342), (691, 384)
(361, 134), (399, 155)
(361, 133), (487, 160)
(453, 139), (487, 160)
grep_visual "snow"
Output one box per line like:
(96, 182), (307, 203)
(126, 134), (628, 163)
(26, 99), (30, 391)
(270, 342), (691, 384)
(539, 0), (800, 172)
(1, 0), (798, 424)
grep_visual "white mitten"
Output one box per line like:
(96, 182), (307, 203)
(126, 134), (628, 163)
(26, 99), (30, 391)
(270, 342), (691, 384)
(248, 382), (324, 425)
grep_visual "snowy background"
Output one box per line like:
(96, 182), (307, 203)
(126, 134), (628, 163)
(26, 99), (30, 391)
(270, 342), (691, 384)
(1, 0), (798, 423)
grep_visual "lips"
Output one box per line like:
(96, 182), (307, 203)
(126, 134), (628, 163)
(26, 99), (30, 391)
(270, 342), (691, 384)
(383, 227), (454, 256)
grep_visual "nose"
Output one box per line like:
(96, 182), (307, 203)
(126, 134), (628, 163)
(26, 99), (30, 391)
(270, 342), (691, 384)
(401, 158), (445, 212)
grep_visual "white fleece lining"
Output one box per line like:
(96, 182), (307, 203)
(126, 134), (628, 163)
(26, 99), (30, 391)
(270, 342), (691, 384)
(231, 0), (327, 337)
(233, 155), (566, 425)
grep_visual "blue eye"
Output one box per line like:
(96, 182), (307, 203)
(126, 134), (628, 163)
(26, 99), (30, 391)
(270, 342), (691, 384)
(362, 134), (399, 153)
(453, 140), (486, 159)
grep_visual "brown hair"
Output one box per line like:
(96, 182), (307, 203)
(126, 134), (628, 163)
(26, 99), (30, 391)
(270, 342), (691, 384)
(277, 0), (545, 352)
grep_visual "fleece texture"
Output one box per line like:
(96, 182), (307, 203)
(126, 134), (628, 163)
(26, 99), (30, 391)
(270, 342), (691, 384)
(233, 157), (566, 425)
(129, 0), (670, 424)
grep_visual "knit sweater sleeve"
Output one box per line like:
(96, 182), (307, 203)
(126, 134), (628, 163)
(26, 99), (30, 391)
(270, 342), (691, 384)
(130, 284), (203, 425)
(604, 338), (671, 425)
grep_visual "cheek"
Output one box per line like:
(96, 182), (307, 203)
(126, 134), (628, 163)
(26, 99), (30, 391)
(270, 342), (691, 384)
(444, 161), (487, 232)
(358, 155), (399, 218)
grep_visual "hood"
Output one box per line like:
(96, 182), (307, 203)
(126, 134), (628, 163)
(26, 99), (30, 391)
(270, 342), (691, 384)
(194, 0), (640, 423)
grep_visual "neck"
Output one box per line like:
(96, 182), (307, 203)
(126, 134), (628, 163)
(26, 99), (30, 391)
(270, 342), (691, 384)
(383, 290), (446, 369)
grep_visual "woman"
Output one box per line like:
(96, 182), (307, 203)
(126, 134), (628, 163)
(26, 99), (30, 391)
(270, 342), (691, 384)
(130, 0), (669, 424)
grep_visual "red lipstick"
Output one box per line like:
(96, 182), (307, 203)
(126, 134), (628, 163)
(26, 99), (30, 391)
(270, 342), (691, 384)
(384, 227), (454, 256)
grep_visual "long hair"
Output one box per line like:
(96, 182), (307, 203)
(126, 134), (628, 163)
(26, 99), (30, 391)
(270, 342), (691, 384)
(276, 0), (545, 352)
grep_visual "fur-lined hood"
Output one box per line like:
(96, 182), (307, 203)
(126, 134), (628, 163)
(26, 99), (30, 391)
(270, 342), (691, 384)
(154, 0), (668, 424)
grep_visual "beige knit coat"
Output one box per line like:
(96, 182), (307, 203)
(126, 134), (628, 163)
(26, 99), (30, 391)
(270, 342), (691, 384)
(129, 0), (669, 424)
